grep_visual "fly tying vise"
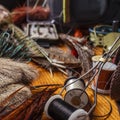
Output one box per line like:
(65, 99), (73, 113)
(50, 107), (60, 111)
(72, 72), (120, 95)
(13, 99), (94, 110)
(44, 36), (120, 120)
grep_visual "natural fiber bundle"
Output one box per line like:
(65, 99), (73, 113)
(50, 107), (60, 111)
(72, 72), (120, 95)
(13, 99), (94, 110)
(11, 6), (50, 25)
(0, 58), (38, 86)
(0, 86), (60, 120)
(110, 61), (120, 101)
(0, 84), (32, 115)
(0, 84), (31, 103)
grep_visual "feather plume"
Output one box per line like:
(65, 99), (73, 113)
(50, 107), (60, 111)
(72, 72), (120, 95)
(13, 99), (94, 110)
(0, 84), (32, 114)
(0, 86), (60, 120)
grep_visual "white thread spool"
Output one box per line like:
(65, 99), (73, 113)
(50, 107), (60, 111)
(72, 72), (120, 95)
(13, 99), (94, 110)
(64, 77), (89, 109)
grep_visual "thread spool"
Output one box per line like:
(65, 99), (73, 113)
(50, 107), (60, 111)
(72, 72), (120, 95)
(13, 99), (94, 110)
(44, 95), (90, 120)
(92, 62), (117, 94)
(64, 77), (89, 109)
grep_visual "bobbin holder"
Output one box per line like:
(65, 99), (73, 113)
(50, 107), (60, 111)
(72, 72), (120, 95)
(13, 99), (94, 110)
(59, 36), (120, 115)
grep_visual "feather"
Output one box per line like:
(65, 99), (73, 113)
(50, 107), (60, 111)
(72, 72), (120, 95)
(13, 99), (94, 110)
(8, 24), (45, 58)
(0, 24), (82, 76)
(0, 32), (31, 61)
(59, 33), (93, 77)
(0, 84), (32, 115)
(1, 86), (60, 120)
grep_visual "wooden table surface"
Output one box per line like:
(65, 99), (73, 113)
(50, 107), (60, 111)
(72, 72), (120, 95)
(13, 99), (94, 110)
(31, 63), (120, 120)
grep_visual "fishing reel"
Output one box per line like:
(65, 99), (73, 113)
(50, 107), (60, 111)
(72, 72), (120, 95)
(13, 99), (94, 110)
(44, 77), (91, 120)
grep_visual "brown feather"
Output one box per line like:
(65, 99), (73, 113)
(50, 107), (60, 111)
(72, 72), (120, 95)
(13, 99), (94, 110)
(0, 84), (32, 117)
(1, 86), (59, 120)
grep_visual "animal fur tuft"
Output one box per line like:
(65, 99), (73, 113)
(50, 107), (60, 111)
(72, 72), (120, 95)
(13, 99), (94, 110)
(0, 58), (38, 87)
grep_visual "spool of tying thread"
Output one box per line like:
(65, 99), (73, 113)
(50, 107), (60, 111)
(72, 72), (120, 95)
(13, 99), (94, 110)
(44, 95), (89, 120)
(64, 77), (89, 109)
(92, 62), (117, 94)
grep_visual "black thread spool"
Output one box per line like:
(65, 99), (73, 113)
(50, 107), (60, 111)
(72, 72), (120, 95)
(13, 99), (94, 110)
(64, 77), (89, 109)
(44, 95), (90, 120)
